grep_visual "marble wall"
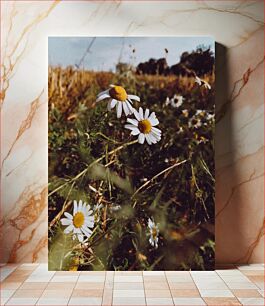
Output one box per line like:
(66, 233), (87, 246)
(0, 0), (264, 264)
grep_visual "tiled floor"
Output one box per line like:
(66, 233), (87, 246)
(0, 264), (264, 305)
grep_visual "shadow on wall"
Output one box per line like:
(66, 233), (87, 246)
(215, 43), (241, 264)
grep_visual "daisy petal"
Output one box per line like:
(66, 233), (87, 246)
(96, 93), (110, 102)
(117, 102), (122, 118)
(145, 108), (150, 119)
(126, 101), (135, 114)
(149, 133), (157, 144)
(128, 94), (140, 101)
(125, 124), (137, 131)
(82, 226), (93, 237)
(149, 117), (159, 126)
(78, 200), (82, 211)
(127, 118), (138, 126)
(133, 109), (141, 121)
(110, 99), (117, 108)
(138, 133), (145, 144)
(151, 127), (162, 135)
(139, 107), (144, 120)
(77, 234), (84, 243)
(123, 101), (130, 116)
(97, 89), (109, 96)
(149, 112), (156, 121)
(73, 200), (78, 215)
(64, 212), (73, 220)
(145, 134), (152, 145)
(131, 129), (140, 136)
(64, 224), (74, 234)
(61, 218), (72, 226)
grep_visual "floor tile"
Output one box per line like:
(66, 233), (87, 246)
(232, 289), (262, 298)
(113, 289), (145, 297)
(219, 275), (250, 282)
(37, 298), (70, 305)
(258, 290), (264, 297)
(0, 282), (22, 290)
(50, 275), (78, 282)
(216, 269), (245, 276)
(238, 297), (265, 305)
(195, 282), (228, 290)
(114, 282), (144, 290)
(12, 289), (44, 298)
(144, 282), (169, 290)
(199, 289), (234, 297)
(115, 271), (142, 276)
(145, 290), (172, 298)
(247, 275), (264, 282)
(40, 289), (72, 298)
(112, 297), (146, 305)
(144, 271), (165, 276)
(173, 297), (206, 305)
(102, 289), (112, 306)
(167, 276), (193, 283)
(45, 282), (76, 290)
(241, 270), (264, 276)
(168, 282), (197, 289)
(146, 297), (174, 305)
(203, 297), (242, 305)
(19, 282), (48, 290)
(6, 297), (38, 305)
(75, 282), (104, 290)
(226, 282), (258, 289)
(72, 289), (104, 297)
(144, 276), (167, 282)
(0, 289), (15, 298)
(114, 276), (143, 283)
(68, 297), (102, 305)
(78, 275), (105, 282)
(237, 264), (264, 271)
(170, 289), (200, 297)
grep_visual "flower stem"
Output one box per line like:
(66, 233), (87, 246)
(48, 139), (138, 197)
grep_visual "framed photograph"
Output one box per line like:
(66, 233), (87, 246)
(48, 37), (215, 271)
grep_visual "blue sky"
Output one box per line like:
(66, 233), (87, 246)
(49, 37), (214, 71)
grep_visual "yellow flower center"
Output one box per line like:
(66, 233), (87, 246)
(73, 212), (85, 228)
(138, 119), (152, 134)
(152, 228), (158, 238)
(109, 86), (127, 101)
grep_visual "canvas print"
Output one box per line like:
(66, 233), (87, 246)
(48, 37), (215, 271)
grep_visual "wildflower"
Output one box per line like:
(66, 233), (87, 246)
(195, 76), (211, 90)
(60, 200), (94, 243)
(96, 85), (140, 118)
(147, 218), (159, 249)
(166, 94), (184, 108)
(182, 109), (189, 117)
(94, 203), (103, 212)
(189, 118), (202, 129)
(94, 203), (103, 222)
(110, 205), (121, 211)
(125, 107), (162, 145)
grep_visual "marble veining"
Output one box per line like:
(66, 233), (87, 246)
(0, 0), (264, 263)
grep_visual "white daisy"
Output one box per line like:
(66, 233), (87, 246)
(166, 95), (184, 108)
(125, 107), (162, 145)
(96, 85), (140, 118)
(195, 76), (211, 90)
(147, 218), (159, 249)
(60, 200), (94, 243)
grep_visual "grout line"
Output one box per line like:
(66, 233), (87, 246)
(164, 270), (174, 305)
(101, 271), (107, 306)
(142, 270), (147, 306)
